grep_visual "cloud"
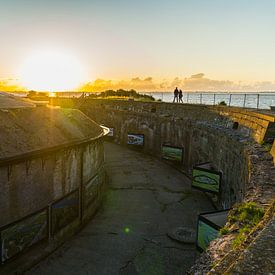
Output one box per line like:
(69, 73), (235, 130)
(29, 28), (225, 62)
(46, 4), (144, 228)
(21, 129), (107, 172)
(190, 73), (204, 79)
(1, 74), (274, 92)
(182, 75), (238, 91)
(80, 77), (159, 92)
(0, 78), (25, 92)
(79, 74), (275, 92)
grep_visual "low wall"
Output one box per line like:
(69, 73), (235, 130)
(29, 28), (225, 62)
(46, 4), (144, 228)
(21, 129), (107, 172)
(213, 106), (275, 143)
(50, 98), (275, 144)
(49, 98), (275, 274)
(48, 98), (275, 207)
(76, 100), (250, 208)
(271, 139), (275, 165)
(0, 133), (107, 274)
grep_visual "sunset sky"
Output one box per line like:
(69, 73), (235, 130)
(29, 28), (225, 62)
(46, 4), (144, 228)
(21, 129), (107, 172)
(1, 0), (275, 91)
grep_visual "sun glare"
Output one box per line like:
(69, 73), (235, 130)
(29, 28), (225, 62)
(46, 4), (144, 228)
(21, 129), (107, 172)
(19, 50), (86, 91)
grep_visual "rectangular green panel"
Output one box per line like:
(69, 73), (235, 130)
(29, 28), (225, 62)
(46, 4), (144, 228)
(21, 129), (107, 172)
(192, 168), (220, 193)
(127, 134), (144, 146)
(84, 175), (99, 208)
(51, 190), (79, 235)
(161, 146), (183, 162)
(1, 209), (48, 263)
(197, 220), (219, 251)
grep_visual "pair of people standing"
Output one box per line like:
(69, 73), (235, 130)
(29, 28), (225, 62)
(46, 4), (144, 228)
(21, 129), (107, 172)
(173, 87), (183, 103)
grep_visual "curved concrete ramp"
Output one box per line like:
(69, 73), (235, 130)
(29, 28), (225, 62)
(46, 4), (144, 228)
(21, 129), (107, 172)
(27, 142), (214, 275)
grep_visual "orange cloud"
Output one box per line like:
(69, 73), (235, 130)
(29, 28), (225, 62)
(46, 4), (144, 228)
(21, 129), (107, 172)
(80, 74), (275, 92)
(0, 79), (25, 92)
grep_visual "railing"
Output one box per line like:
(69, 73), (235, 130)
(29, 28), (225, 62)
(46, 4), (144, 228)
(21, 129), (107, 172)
(144, 92), (275, 110)
(36, 91), (275, 110)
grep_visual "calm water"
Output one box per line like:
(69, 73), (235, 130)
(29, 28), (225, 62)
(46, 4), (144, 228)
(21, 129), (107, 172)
(6, 91), (275, 110)
(144, 92), (275, 110)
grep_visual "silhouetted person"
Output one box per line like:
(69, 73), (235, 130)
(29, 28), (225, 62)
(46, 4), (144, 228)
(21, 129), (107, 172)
(179, 89), (183, 103)
(173, 87), (179, 103)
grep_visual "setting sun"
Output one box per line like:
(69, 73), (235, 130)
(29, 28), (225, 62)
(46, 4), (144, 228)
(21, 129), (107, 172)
(19, 49), (86, 91)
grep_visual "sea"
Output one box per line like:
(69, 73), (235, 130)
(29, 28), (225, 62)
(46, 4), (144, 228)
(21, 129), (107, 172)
(6, 91), (275, 110)
(144, 92), (275, 110)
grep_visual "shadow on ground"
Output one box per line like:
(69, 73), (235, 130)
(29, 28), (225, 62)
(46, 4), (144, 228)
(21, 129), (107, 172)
(27, 142), (214, 275)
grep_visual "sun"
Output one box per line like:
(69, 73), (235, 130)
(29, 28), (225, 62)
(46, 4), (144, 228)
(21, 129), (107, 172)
(19, 49), (86, 91)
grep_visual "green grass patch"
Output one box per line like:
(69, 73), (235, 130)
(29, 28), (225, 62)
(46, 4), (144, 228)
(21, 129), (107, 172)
(219, 227), (229, 236)
(226, 202), (265, 248)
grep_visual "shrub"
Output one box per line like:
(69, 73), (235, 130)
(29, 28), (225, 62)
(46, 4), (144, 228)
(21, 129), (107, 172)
(219, 227), (229, 235)
(228, 202), (265, 248)
(218, 101), (227, 106)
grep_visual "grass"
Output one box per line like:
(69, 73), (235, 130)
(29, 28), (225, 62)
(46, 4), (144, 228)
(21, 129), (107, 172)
(259, 141), (273, 151)
(219, 202), (265, 248)
(219, 227), (229, 236)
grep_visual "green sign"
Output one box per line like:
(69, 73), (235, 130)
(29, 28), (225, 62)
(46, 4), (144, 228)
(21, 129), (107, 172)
(197, 220), (219, 251)
(192, 168), (220, 193)
(51, 190), (79, 235)
(162, 145), (183, 162)
(1, 209), (48, 263)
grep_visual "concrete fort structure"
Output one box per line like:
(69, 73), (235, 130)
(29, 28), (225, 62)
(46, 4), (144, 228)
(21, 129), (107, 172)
(0, 93), (108, 273)
(1, 94), (274, 274)
(49, 97), (275, 274)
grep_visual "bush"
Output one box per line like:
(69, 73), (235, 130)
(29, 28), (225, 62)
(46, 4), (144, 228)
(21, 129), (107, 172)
(219, 227), (229, 235)
(27, 90), (37, 98)
(93, 89), (155, 101)
(218, 101), (227, 106)
(228, 202), (265, 248)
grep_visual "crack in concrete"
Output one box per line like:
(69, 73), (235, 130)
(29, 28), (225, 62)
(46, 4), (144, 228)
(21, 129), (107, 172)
(152, 190), (191, 213)
(161, 186), (190, 194)
(120, 238), (192, 272)
(143, 237), (193, 252)
(109, 186), (157, 191)
(119, 245), (146, 271)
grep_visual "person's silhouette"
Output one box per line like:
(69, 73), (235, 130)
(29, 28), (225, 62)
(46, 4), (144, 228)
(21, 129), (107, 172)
(179, 89), (183, 103)
(173, 87), (179, 103)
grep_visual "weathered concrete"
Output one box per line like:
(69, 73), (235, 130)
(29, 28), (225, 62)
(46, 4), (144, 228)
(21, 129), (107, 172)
(224, 215), (275, 274)
(0, 92), (35, 109)
(50, 98), (275, 143)
(47, 99), (275, 274)
(271, 139), (275, 166)
(77, 100), (251, 209)
(0, 106), (102, 160)
(0, 94), (108, 273)
(27, 142), (214, 275)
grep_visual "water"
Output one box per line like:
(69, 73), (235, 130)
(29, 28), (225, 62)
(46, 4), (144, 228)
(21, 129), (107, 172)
(144, 92), (275, 110)
(5, 91), (275, 110)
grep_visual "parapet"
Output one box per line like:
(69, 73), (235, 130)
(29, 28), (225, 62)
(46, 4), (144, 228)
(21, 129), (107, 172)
(0, 93), (104, 163)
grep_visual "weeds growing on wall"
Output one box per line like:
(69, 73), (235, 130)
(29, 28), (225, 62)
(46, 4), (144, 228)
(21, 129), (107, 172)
(219, 202), (265, 248)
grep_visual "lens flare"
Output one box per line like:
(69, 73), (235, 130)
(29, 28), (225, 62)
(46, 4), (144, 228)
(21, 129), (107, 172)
(19, 49), (86, 91)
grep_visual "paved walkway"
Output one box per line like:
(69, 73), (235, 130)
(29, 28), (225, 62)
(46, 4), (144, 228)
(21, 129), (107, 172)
(27, 142), (214, 275)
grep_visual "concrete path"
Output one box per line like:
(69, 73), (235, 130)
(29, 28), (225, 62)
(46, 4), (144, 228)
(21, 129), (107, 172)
(27, 142), (214, 275)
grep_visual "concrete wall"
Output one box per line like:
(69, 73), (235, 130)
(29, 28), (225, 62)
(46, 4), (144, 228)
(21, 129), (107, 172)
(50, 98), (275, 144)
(213, 106), (275, 143)
(78, 99), (274, 274)
(79, 100), (252, 208)
(45, 98), (275, 274)
(0, 138), (106, 273)
(271, 139), (275, 166)
(0, 140), (104, 227)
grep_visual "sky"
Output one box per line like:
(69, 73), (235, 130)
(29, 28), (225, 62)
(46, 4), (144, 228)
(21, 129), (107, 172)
(0, 0), (275, 91)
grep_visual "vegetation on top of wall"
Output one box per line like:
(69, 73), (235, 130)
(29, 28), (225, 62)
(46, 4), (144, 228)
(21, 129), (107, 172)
(27, 90), (49, 99)
(260, 142), (273, 152)
(87, 89), (155, 101)
(218, 101), (227, 106)
(219, 202), (265, 248)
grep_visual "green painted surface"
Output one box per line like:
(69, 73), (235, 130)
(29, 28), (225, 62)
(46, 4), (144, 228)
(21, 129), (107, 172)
(192, 169), (220, 193)
(162, 146), (182, 162)
(1, 210), (47, 263)
(197, 220), (219, 251)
